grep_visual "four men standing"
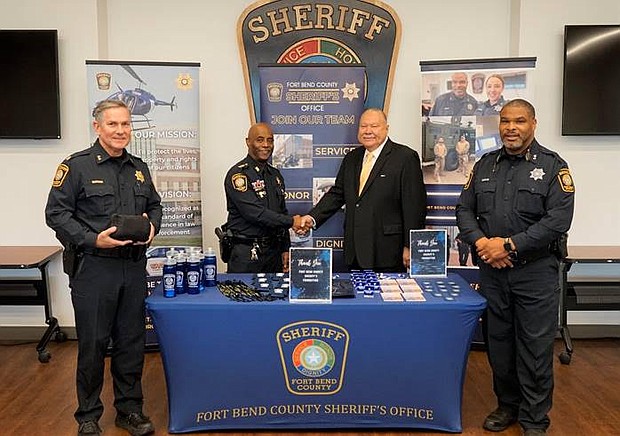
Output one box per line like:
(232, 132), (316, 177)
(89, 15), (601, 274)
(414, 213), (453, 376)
(46, 95), (572, 436)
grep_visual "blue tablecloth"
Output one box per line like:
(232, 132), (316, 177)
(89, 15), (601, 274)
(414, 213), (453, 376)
(147, 273), (486, 433)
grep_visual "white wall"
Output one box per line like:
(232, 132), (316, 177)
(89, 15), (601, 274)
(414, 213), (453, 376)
(1, 0), (618, 328)
(0, 0), (99, 327)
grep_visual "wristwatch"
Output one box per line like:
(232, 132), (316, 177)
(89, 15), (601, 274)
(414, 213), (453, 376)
(503, 237), (513, 253)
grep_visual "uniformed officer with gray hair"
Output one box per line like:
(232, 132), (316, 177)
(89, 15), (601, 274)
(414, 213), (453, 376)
(45, 99), (161, 436)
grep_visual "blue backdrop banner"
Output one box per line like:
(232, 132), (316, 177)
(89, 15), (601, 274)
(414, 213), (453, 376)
(259, 64), (366, 271)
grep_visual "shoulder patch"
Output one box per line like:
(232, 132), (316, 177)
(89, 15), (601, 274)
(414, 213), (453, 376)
(52, 164), (69, 188)
(557, 168), (574, 193)
(463, 169), (473, 190)
(232, 173), (248, 192)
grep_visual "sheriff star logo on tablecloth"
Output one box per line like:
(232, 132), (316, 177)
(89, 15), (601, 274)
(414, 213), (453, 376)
(276, 320), (349, 396)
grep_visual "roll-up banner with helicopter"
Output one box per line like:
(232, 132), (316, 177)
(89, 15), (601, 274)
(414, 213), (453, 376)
(86, 60), (201, 346)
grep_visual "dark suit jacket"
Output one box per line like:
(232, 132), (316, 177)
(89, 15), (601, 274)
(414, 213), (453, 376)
(309, 139), (427, 270)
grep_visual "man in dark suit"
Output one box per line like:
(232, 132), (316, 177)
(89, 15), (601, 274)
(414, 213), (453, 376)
(300, 108), (427, 271)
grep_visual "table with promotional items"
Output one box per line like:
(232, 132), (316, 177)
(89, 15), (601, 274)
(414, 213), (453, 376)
(146, 271), (486, 433)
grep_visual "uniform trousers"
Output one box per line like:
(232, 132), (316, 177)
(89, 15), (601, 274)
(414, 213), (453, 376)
(70, 254), (147, 423)
(227, 242), (283, 273)
(478, 255), (559, 431)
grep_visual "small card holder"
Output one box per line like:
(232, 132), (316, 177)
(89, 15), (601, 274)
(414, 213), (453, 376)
(110, 214), (150, 242)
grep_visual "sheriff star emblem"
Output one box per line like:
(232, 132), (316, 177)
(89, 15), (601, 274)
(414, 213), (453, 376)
(530, 168), (545, 181)
(341, 82), (360, 102)
(135, 170), (145, 183)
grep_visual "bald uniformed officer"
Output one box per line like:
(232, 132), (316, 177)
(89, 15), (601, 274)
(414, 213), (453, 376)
(429, 71), (478, 117)
(456, 99), (574, 436)
(224, 123), (301, 273)
(45, 100), (161, 436)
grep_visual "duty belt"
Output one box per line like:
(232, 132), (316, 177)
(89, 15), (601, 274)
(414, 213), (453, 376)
(231, 234), (279, 246)
(82, 245), (146, 260)
(512, 247), (554, 265)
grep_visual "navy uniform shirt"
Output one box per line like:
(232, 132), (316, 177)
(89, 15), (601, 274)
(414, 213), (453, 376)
(456, 140), (574, 256)
(429, 92), (478, 116)
(474, 96), (507, 116)
(45, 140), (163, 249)
(224, 155), (292, 241)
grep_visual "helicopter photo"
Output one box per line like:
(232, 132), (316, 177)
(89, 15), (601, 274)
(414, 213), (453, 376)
(103, 64), (177, 130)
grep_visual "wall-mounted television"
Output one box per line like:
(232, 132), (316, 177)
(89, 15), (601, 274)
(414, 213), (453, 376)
(562, 25), (620, 136)
(0, 30), (61, 139)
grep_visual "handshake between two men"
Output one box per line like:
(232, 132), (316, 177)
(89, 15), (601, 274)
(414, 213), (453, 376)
(291, 215), (315, 235)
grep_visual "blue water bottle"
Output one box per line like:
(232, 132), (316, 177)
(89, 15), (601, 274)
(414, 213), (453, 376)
(187, 254), (201, 295)
(175, 253), (187, 295)
(203, 247), (217, 288)
(198, 253), (206, 292)
(162, 255), (176, 298)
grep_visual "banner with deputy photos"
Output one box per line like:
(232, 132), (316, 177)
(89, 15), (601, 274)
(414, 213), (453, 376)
(419, 57), (536, 268)
(259, 64), (366, 272)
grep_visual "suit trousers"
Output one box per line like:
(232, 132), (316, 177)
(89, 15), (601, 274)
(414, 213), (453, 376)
(479, 256), (559, 431)
(70, 254), (147, 423)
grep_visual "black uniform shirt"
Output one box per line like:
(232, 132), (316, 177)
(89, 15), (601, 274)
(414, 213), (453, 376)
(456, 140), (575, 255)
(429, 92), (478, 116)
(45, 140), (163, 249)
(224, 154), (292, 239)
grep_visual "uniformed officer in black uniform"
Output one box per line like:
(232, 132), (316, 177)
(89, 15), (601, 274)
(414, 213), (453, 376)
(475, 74), (508, 116)
(224, 122), (301, 273)
(429, 71), (478, 117)
(456, 99), (574, 436)
(45, 100), (162, 436)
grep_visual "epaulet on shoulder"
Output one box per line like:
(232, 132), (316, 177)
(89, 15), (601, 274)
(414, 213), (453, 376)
(129, 153), (145, 163)
(237, 162), (249, 170)
(536, 144), (556, 156)
(486, 148), (501, 158)
(64, 149), (89, 162)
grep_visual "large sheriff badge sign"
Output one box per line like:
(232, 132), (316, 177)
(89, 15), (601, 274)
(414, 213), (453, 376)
(238, 0), (401, 121)
(277, 320), (349, 395)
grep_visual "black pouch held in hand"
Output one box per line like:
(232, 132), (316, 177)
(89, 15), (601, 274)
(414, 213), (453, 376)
(110, 214), (151, 242)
